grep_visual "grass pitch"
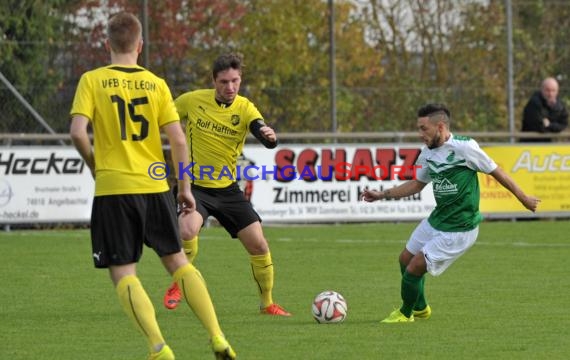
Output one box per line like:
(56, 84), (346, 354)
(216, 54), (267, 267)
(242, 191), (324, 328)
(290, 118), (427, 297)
(1, 220), (569, 359)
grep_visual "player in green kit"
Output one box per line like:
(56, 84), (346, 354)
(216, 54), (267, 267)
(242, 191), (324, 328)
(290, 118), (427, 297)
(69, 12), (235, 359)
(163, 53), (291, 316)
(361, 103), (540, 323)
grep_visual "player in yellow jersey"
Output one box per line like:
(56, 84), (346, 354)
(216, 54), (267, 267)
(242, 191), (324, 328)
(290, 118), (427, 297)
(163, 53), (291, 317)
(69, 12), (235, 359)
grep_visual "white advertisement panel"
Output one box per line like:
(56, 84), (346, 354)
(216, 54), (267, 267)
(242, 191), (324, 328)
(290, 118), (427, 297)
(239, 143), (435, 223)
(0, 147), (94, 224)
(0, 144), (434, 225)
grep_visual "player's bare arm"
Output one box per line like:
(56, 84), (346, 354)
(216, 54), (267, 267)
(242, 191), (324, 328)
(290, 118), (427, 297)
(162, 121), (196, 213)
(361, 180), (427, 202)
(489, 167), (540, 212)
(70, 114), (95, 178)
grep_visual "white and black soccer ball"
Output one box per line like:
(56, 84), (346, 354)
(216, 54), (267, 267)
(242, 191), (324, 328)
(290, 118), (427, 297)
(312, 290), (347, 324)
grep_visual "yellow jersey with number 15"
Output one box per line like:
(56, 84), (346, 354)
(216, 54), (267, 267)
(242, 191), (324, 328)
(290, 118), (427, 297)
(70, 65), (178, 196)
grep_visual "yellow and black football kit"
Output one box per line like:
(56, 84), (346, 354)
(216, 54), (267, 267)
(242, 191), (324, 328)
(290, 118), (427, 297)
(174, 88), (280, 310)
(175, 89), (264, 188)
(71, 64), (178, 196)
(71, 65), (181, 267)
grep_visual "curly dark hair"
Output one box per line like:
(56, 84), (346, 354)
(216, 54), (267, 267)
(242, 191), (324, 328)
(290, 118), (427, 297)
(212, 53), (244, 79)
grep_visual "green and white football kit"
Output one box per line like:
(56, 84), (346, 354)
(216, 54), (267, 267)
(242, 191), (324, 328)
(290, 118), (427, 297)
(407, 134), (497, 276)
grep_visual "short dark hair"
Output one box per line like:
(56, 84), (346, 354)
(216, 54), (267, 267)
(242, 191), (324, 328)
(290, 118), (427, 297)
(107, 12), (142, 53)
(417, 103), (451, 119)
(212, 53), (243, 79)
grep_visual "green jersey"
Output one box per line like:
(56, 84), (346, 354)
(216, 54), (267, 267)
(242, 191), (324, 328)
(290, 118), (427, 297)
(416, 134), (497, 232)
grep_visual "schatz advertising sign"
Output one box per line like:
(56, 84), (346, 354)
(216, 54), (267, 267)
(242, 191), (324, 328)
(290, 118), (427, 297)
(239, 143), (435, 223)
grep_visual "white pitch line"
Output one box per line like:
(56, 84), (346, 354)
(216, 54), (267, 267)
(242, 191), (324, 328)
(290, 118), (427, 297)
(3, 232), (568, 248)
(479, 241), (570, 248)
(274, 237), (570, 248)
(0, 231), (88, 238)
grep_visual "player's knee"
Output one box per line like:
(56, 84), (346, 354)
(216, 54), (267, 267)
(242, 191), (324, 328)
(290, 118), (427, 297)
(245, 239), (269, 255)
(179, 222), (200, 239)
(162, 251), (190, 275)
(178, 213), (202, 240)
(406, 254), (427, 276)
(180, 227), (198, 240)
(399, 249), (413, 265)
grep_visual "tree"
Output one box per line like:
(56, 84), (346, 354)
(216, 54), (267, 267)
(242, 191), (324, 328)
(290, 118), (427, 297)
(6, 0), (570, 136)
(445, 1), (508, 131)
(237, 0), (380, 133)
(38, 0), (247, 131)
(0, 0), (71, 133)
(512, 0), (570, 125)
(354, 0), (510, 132)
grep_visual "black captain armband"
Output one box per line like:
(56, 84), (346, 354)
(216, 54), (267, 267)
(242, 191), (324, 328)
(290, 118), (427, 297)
(249, 119), (278, 149)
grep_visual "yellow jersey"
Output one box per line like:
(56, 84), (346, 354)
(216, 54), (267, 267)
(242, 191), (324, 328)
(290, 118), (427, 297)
(175, 89), (263, 188)
(70, 65), (178, 195)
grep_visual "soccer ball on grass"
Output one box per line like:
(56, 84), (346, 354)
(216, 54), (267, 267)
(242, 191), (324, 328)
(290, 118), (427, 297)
(311, 290), (347, 324)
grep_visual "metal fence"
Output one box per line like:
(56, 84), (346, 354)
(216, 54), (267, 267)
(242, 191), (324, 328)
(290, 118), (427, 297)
(0, 81), (562, 136)
(3, 1), (570, 136)
(1, 131), (569, 147)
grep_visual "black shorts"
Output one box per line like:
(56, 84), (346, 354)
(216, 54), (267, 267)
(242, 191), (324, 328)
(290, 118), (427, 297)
(90, 191), (181, 268)
(174, 183), (261, 238)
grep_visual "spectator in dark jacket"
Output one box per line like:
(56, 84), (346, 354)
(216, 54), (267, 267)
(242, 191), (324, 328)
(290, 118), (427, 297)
(521, 77), (568, 142)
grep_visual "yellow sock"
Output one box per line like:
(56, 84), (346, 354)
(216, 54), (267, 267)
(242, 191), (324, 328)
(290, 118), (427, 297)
(173, 263), (222, 338)
(116, 275), (164, 352)
(250, 253), (274, 308)
(182, 236), (199, 263)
